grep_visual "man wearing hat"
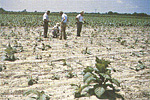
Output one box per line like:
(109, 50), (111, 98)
(76, 11), (85, 37)
(59, 11), (68, 40)
(43, 10), (50, 38)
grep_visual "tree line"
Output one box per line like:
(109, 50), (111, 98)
(0, 8), (149, 17)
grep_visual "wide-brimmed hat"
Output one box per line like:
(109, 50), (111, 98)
(80, 10), (84, 14)
(59, 11), (63, 14)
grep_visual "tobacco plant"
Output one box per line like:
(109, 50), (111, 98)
(28, 76), (38, 86)
(130, 60), (146, 71)
(23, 89), (50, 100)
(81, 47), (91, 55)
(71, 57), (123, 99)
(65, 68), (77, 78)
(0, 64), (6, 72)
(51, 74), (60, 80)
(4, 43), (17, 61)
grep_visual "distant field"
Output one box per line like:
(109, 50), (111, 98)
(0, 13), (150, 27)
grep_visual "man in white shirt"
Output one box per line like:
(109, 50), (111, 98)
(52, 23), (60, 38)
(43, 10), (50, 38)
(59, 11), (68, 40)
(76, 11), (84, 37)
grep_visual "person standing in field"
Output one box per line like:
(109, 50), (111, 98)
(43, 10), (50, 38)
(76, 11), (85, 37)
(59, 11), (68, 40)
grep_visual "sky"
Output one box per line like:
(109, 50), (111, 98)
(0, 0), (150, 14)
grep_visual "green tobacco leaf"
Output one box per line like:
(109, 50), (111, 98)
(105, 90), (116, 99)
(81, 85), (89, 92)
(94, 85), (105, 98)
(96, 57), (110, 67)
(86, 77), (96, 85)
(99, 73), (110, 79)
(0, 66), (2, 72)
(84, 72), (92, 82)
(30, 97), (37, 99)
(28, 79), (34, 86)
(105, 90), (124, 99)
(51, 74), (60, 80)
(136, 64), (146, 69)
(139, 64), (145, 69)
(70, 84), (78, 87)
(95, 63), (106, 73)
(88, 88), (95, 96)
(23, 89), (40, 96)
(84, 72), (96, 84)
(83, 66), (94, 74)
(105, 83), (115, 90)
(77, 84), (89, 93)
(46, 45), (51, 48)
(116, 93), (125, 100)
(39, 94), (50, 100)
(96, 57), (102, 64)
(111, 78), (120, 87)
(105, 69), (111, 76)
(75, 92), (81, 98)
(138, 60), (143, 64)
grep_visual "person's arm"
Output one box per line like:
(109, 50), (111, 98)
(61, 17), (65, 23)
(76, 16), (79, 23)
(67, 17), (69, 22)
(48, 19), (51, 22)
(83, 17), (86, 23)
(52, 27), (55, 30)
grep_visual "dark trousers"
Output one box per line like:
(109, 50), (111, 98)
(52, 30), (58, 38)
(44, 22), (48, 38)
(60, 23), (67, 40)
(77, 22), (82, 36)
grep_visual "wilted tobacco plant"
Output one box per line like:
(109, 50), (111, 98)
(145, 39), (150, 44)
(0, 64), (6, 72)
(81, 47), (91, 55)
(65, 68), (77, 78)
(134, 38), (139, 44)
(40, 43), (51, 51)
(120, 40), (127, 45)
(116, 37), (122, 42)
(28, 76), (38, 86)
(51, 74), (60, 80)
(71, 57), (123, 99)
(35, 54), (42, 60)
(23, 89), (50, 100)
(36, 37), (43, 42)
(63, 59), (67, 66)
(128, 45), (135, 49)
(41, 43), (45, 51)
(65, 43), (69, 47)
(130, 60), (146, 71)
(13, 40), (24, 52)
(4, 43), (17, 61)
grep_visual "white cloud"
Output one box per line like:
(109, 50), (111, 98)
(116, 0), (123, 4)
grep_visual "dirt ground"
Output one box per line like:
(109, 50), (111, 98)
(0, 26), (150, 100)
